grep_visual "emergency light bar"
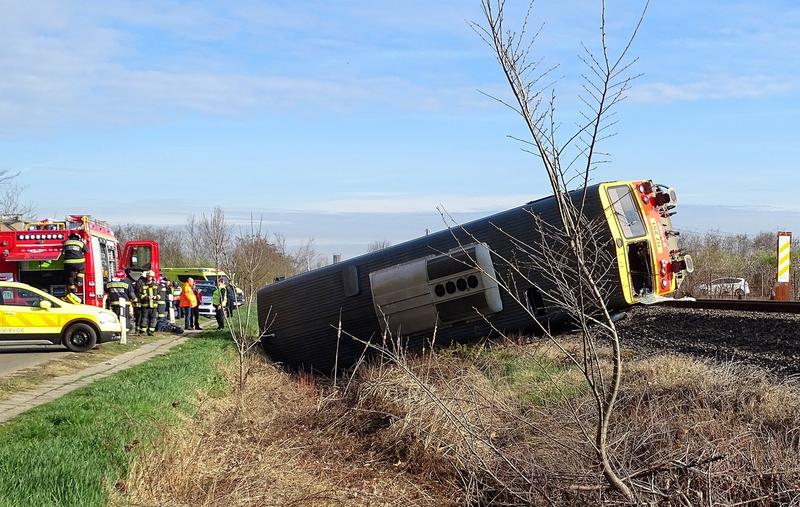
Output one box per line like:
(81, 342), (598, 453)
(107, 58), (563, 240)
(18, 233), (65, 240)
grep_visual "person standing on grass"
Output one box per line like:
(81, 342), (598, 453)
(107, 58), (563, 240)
(179, 277), (197, 330)
(171, 280), (182, 319)
(105, 270), (134, 331)
(212, 278), (228, 330)
(137, 270), (160, 336)
(157, 276), (168, 321)
(225, 280), (236, 317)
(192, 284), (203, 330)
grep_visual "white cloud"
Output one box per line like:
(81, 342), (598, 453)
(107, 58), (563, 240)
(310, 192), (540, 214)
(629, 75), (795, 104)
(0, 0), (496, 131)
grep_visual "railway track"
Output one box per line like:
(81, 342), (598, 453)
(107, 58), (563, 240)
(659, 298), (800, 314)
(618, 302), (800, 378)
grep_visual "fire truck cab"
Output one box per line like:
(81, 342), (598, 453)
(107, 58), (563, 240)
(0, 214), (159, 307)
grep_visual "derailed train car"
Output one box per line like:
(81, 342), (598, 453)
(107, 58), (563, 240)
(257, 180), (692, 372)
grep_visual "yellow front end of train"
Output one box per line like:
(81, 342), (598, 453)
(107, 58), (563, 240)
(600, 180), (693, 305)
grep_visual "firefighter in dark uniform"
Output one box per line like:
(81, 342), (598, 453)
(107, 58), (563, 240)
(106, 270), (134, 330)
(63, 233), (86, 301)
(157, 276), (169, 321)
(123, 268), (142, 334)
(137, 270), (160, 336)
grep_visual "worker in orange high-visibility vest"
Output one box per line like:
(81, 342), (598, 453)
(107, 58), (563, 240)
(179, 278), (197, 330)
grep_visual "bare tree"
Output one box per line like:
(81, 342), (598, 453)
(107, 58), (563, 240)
(291, 238), (319, 273)
(367, 239), (392, 253)
(196, 207), (231, 271)
(114, 224), (188, 267)
(466, 0), (649, 500)
(0, 171), (34, 217)
(185, 214), (210, 265)
(229, 229), (293, 290)
(225, 215), (276, 395)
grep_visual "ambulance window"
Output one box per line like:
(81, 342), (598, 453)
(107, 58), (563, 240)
(607, 185), (646, 239)
(0, 287), (41, 307)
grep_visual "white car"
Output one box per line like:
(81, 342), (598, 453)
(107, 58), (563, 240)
(695, 277), (750, 298)
(195, 283), (216, 317)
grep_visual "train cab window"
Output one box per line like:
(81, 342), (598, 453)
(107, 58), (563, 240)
(607, 185), (646, 239)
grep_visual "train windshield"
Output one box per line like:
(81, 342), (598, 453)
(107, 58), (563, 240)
(607, 185), (646, 239)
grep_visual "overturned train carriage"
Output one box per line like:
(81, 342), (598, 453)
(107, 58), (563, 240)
(257, 180), (692, 372)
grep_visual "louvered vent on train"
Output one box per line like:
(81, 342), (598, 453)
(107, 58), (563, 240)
(369, 242), (502, 335)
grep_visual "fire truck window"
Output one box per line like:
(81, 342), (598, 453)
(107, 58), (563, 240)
(130, 246), (152, 271)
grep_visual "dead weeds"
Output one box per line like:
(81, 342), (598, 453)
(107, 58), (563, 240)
(117, 341), (800, 506)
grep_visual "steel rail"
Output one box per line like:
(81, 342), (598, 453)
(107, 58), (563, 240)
(658, 299), (800, 314)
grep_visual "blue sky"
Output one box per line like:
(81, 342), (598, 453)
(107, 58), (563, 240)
(1, 0), (799, 258)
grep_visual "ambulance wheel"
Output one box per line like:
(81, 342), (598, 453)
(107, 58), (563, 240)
(63, 323), (98, 352)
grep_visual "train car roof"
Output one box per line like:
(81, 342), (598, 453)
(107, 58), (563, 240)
(264, 183), (605, 291)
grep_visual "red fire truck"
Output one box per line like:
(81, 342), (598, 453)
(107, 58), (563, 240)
(0, 214), (159, 307)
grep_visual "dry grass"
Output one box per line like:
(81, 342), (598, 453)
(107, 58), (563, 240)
(116, 355), (460, 507)
(118, 340), (800, 506)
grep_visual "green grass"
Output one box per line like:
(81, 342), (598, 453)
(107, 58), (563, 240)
(0, 335), (233, 507)
(450, 343), (588, 406)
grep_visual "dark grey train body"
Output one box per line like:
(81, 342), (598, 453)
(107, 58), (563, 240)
(257, 184), (625, 372)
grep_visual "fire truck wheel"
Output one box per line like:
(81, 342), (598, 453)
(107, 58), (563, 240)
(63, 323), (98, 352)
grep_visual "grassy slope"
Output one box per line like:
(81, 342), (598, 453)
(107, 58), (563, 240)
(0, 335), (232, 507)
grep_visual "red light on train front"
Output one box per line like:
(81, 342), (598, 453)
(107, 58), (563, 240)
(637, 182), (653, 194)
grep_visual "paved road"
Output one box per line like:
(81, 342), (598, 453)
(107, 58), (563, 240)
(0, 336), (188, 423)
(0, 346), (69, 377)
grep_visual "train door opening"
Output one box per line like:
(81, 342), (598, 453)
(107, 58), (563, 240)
(627, 241), (653, 296)
(525, 286), (547, 318)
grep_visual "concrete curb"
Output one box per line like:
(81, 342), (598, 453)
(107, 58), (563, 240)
(0, 335), (191, 424)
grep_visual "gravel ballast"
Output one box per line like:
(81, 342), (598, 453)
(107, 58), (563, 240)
(617, 305), (800, 377)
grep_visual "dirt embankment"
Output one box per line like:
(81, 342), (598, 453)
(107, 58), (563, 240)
(618, 305), (800, 377)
